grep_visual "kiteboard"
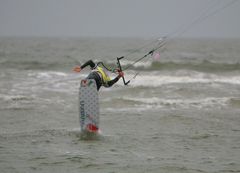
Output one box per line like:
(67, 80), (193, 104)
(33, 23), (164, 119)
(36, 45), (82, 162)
(79, 79), (99, 133)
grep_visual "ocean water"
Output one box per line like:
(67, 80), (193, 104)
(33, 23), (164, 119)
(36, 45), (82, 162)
(0, 37), (240, 173)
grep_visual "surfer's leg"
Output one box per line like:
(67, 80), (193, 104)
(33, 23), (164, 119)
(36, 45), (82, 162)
(86, 72), (102, 90)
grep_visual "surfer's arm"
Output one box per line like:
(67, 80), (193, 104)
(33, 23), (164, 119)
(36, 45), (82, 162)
(73, 60), (96, 72)
(106, 76), (120, 87)
(105, 71), (124, 87)
(81, 60), (96, 69)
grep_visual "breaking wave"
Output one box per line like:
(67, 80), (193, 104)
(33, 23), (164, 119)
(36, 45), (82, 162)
(0, 59), (74, 70)
(1, 57), (240, 73)
(102, 96), (230, 111)
(120, 60), (240, 72)
(128, 73), (240, 87)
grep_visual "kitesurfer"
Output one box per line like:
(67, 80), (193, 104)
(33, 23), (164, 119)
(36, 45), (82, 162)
(73, 60), (124, 91)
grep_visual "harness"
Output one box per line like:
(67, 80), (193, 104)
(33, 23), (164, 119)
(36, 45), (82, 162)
(93, 66), (111, 86)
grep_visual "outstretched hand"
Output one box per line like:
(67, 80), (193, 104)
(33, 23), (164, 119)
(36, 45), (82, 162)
(73, 66), (81, 72)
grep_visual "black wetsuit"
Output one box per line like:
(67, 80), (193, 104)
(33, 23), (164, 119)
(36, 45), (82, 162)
(81, 60), (120, 90)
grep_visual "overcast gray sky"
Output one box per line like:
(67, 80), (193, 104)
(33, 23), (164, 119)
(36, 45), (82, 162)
(0, 0), (240, 38)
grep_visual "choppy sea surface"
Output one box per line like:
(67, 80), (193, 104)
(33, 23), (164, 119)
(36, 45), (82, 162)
(0, 37), (240, 173)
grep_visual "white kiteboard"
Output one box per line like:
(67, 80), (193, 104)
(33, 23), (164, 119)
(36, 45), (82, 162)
(79, 79), (99, 133)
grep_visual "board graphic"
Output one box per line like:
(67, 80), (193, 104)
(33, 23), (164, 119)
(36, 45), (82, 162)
(79, 79), (99, 133)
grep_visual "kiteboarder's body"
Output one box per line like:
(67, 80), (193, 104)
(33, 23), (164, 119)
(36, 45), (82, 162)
(73, 60), (124, 90)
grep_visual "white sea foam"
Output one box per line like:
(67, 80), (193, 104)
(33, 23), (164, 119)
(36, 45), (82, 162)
(18, 71), (86, 93)
(121, 59), (152, 68)
(104, 96), (230, 112)
(127, 72), (240, 87)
